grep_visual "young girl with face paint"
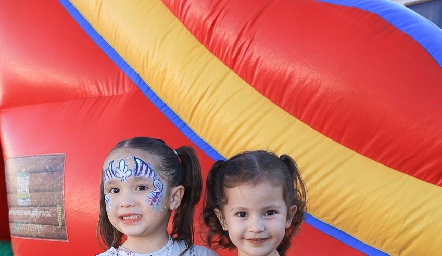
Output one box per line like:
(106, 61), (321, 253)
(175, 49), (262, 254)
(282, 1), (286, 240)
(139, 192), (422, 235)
(97, 137), (217, 256)
(203, 150), (307, 256)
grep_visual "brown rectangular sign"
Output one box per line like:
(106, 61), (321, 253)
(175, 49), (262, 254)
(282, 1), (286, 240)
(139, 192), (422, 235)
(5, 154), (68, 240)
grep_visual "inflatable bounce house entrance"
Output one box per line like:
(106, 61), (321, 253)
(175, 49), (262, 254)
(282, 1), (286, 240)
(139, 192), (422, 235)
(1, 0), (441, 255)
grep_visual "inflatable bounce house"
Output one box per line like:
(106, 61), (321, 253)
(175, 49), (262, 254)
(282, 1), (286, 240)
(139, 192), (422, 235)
(1, 0), (441, 255)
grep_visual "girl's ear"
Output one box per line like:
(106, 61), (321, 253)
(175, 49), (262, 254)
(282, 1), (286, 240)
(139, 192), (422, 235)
(286, 205), (297, 228)
(214, 208), (228, 231)
(169, 185), (184, 210)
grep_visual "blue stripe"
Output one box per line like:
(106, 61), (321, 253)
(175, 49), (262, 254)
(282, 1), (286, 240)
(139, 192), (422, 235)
(59, 0), (387, 254)
(318, 0), (442, 67)
(305, 214), (388, 255)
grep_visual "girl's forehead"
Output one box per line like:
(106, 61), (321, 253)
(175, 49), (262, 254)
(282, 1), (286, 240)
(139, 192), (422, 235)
(104, 148), (159, 170)
(225, 182), (285, 200)
(103, 147), (166, 185)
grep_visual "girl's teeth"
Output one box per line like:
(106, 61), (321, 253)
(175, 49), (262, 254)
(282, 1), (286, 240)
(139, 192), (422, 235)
(122, 215), (140, 220)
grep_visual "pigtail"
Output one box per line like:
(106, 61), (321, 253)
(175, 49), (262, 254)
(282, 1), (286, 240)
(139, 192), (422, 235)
(203, 160), (233, 249)
(280, 155), (307, 216)
(170, 146), (202, 250)
(279, 154), (307, 255)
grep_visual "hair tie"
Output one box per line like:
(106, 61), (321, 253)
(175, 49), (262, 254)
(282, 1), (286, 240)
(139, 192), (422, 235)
(174, 150), (182, 164)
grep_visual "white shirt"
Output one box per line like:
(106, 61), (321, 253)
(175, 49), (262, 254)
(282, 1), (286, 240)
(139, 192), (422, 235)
(97, 238), (218, 256)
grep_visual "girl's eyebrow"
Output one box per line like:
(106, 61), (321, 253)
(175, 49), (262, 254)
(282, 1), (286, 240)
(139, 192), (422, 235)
(134, 176), (153, 181)
(263, 204), (284, 209)
(229, 206), (247, 212)
(230, 204), (284, 212)
(104, 180), (118, 186)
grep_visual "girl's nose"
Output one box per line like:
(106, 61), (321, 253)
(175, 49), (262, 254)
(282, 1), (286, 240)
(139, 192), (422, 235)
(119, 191), (135, 208)
(120, 200), (135, 208)
(249, 216), (265, 232)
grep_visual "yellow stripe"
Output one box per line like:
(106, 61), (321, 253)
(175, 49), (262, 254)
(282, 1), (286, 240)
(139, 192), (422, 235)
(70, 1), (442, 254)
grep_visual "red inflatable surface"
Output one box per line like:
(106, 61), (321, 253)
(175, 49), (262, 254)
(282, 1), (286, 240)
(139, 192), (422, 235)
(1, 0), (441, 255)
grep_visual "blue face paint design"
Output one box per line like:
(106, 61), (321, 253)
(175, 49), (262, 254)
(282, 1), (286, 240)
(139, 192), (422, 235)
(116, 159), (133, 183)
(133, 157), (164, 207)
(105, 159), (133, 183)
(104, 155), (164, 208)
(105, 194), (111, 211)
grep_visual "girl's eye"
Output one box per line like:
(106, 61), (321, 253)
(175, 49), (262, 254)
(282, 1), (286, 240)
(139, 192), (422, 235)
(263, 210), (277, 216)
(108, 187), (120, 194)
(235, 211), (248, 218)
(136, 185), (149, 191)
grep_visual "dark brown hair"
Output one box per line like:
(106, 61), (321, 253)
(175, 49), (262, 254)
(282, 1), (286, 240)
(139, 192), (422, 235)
(203, 150), (307, 255)
(97, 137), (202, 255)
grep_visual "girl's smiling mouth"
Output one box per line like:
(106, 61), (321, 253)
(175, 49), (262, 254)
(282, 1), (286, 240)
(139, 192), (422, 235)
(246, 238), (268, 245)
(120, 214), (142, 223)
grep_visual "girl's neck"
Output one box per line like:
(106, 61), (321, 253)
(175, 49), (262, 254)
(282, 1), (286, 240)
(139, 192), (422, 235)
(238, 250), (280, 256)
(121, 231), (170, 254)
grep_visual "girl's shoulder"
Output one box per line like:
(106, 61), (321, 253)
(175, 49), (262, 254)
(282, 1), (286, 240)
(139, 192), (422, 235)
(96, 247), (120, 256)
(96, 247), (139, 256)
(187, 244), (218, 256)
(173, 240), (218, 256)
(96, 241), (218, 256)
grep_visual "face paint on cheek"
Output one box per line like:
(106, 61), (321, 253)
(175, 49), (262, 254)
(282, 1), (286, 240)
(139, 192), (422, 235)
(105, 194), (111, 212)
(160, 204), (167, 213)
(133, 157), (165, 211)
(148, 179), (165, 212)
